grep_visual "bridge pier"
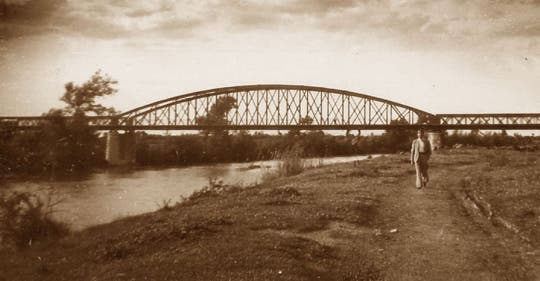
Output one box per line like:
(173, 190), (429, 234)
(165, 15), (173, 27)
(105, 131), (136, 165)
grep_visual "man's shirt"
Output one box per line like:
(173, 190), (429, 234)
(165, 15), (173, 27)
(418, 138), (426, 153)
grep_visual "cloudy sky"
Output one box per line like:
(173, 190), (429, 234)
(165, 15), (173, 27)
(0, 0), (538, 116)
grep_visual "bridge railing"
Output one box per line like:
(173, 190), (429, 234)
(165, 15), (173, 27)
(435, 114), (540, 129)
(2, 115), (539, 130)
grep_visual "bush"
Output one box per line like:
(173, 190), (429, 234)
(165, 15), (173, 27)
(155, 199), (174, 211)
(0, 190), (69, 248)
(268, 186), (301, 197)
(186, 177), (242, 202)
(276, 148), (305, 177)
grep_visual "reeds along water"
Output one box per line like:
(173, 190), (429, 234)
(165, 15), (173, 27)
(275, 148), (305, 177)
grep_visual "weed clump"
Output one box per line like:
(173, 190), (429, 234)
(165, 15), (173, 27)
(261, 148), (305, 183)
(155, 199), (174, 211)
(187, 178), (242, 202)
(0, 191), (69, 248)
(486, 153), (510, 167)
(263, 186), (302, 206)
(268, 186), (301, 197)
(276, 148), (305, 177)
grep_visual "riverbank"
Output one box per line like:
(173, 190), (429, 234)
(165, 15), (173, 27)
(2, 155), (375, 231)
(1, 148), (538, 280)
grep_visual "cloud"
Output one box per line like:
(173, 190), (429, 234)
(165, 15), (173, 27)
(0, 0), (539, 53)
(210, 0), (538, 49)
(304, 0), (540, 48)
(0, 0), (66, 39)
(277, 0), (360, 15)
(1, 0), (205, 39)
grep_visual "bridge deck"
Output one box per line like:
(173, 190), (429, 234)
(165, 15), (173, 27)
(1, 115), (539, 130)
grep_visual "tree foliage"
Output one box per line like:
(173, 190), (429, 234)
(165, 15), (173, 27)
(195, 96), (237, 136)
(42, 71), (118, 176)
(193, 96), (238, 162)
(382, 118), (416, 152)
(60, 71), (118, 117)
(0, 71), (116, 178)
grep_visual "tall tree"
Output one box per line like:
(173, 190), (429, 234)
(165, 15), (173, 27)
(196, 96), (237, 137)
(44, 71), (118, 177)
(60, 70), (117, 117)
(383, 118), (415, 152)
(196, 96), (237, 162)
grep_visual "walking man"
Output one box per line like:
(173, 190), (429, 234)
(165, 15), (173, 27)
(411, 129), (432, 189)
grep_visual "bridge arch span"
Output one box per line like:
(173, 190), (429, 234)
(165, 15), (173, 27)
(117, 84), (434, 130)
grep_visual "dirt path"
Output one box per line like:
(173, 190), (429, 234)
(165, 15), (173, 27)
(371, 162), (537, 281)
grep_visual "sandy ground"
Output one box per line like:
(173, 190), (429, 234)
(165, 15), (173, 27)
(1, 148), (538, 280)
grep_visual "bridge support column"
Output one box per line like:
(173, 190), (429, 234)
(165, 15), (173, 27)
(427, 131), (443, 150)
(106, 131), (136, 165)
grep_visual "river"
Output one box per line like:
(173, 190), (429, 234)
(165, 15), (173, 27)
(4, 155), (376, 230)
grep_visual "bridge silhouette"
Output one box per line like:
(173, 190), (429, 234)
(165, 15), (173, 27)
(1, 84), (539, 131)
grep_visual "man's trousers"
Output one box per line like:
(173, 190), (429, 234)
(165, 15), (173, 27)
(415, 154), (429, 188)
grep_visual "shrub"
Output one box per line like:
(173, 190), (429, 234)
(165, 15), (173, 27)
(268, 186), (301, 197)
(276, 148), (305, 177)
(0, 190), (69, 248)
(186, 177), (242, 202)
(155, 199), (174, 211)
(260, 148), (306, 183)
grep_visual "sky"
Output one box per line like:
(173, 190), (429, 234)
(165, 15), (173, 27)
(0, 0), (539, 118)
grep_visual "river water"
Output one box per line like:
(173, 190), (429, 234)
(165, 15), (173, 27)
(4, 155), (375, 230)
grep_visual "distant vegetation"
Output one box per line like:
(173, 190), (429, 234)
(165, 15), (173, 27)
(444, 129), (535, 149)
(133, 129), (536, 167)
(2, 121), (536, 180)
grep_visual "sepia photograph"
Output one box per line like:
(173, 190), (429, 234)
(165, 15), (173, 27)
(0, 0), (539, 280)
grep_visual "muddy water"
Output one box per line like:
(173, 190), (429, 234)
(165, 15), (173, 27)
(5, 155), (376, 230)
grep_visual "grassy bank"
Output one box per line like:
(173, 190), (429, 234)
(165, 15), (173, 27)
(0, 148), (538, 281)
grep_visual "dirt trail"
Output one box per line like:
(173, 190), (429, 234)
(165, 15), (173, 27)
(372, 164), (537, 281)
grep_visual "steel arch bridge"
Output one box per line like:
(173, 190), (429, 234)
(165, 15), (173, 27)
(115, 84), (435, 130)
(1, 84), (539, 130)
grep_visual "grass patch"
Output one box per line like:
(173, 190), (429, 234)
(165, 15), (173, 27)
(450, 149), (540, 246)
(94, 216), (231, 261)
(346, 166), (380, 178)
(486, 153), (510, 167)
(270, 236), (335, 260)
